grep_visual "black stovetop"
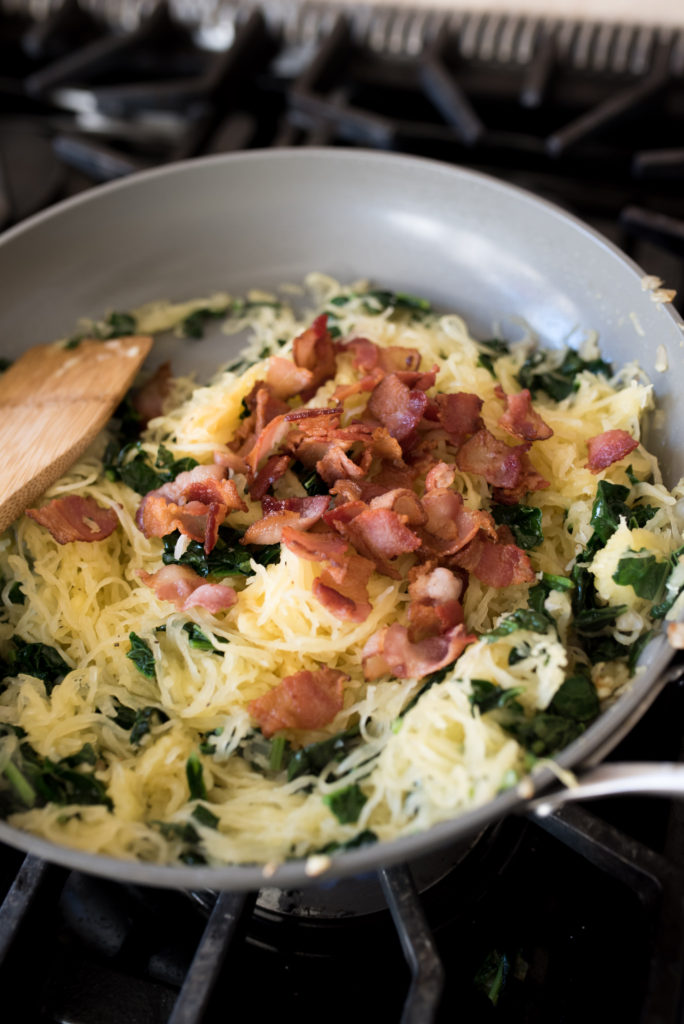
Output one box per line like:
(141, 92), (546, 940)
(1, 3), (684, 1022)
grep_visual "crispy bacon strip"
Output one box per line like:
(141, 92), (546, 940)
(496, 385), (553, 441)
(451, 528), (535, 587)
(249, 454), (292, 501)
(434, 392), (483, 447)
(420, 489), (497, 557)
(586, 429), (639, 473)
(281, 526), (348, 565)
(407, 566), (465, 643)
(249, 667), (348, 737)
(367, 373), (428, 445)
(456, 429), (529, 489)
(243, 495), (330, 545)
(292, 315), (338, 400)
(313, 552), (374, 623)
(343, 337), (421, 374)
(340, 507), (422, 579)
(362, 623), (474, 681)
(266, 356), (314, 401)
(26, 495), (118, 544)
(138, 564), (237, 612)
(136, 465), (246, 554)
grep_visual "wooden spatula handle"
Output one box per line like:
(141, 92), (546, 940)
(0, 335), (154, 534)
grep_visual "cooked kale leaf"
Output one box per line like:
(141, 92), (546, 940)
(192, 804), (219, 829)
(318, 829), (378, 855)
(469, 679), (523, 714)
(183, 622), (224, 655)
(290, 460), (329, 497)
(104, 442), (198, 494)
(287, 726), (361, 782)
(484, 608), (553, 640)
(492, 504), (543, 550)
(126, 633), (156, 679)
(186, 752), (207, 800)
(517, 347), (611, 401)
(5, 638), (69, 695)
(612, 552), (670, 601)
(181, 306), (228, 339)
(162, 525), (280, 579)
(110, 697), (168, 744)
(1, 739), (112, 813)
(323, 783), (367, 824)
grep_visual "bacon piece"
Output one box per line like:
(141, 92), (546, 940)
(362, 623), (474, 681)
(249, 454), (292, 500)
(292, 315), (338, 400)
(343, 507), (421, 579)
(451, 528), (535, 587)
(407, 566), (465, 642)
(369, 488), (426, 527)
(313, 553), (374, 623)
(281, 526), (348, 565)
(26, 495), (118, 544)
(425, 461), (456, 491)
(323, 500), (366, 529)
(138, 564), (237, 612)
(244, 413), (291, 475)
(394, 367), (438, 391)
(586, 429), (639, 473)
(343, 338), (421, 374)
(266, 356), (314, 400)
(367, 374), (428, 445)
(316, 444), (370, 485)
(249, 667), (348, 737)
(214, 449), (249, 476)
(136, 464), (246, 554)
(496, 385), (553, 442)
(435, 392), (483, 447)
(419, 489), (497, 557)
(243, 495), (329, 545)
(456, 429), (527, 488)
(131, 362), (172, 427)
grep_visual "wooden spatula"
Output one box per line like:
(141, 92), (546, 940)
(0, 335), (154, 534)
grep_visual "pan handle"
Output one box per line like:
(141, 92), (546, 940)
(526, 761), (684, 817)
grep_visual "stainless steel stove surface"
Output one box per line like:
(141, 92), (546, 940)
(1, 3), (684, 1021)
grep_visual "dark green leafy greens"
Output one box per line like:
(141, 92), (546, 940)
(104, 442), (198, 494)
(612, 552), (670, 601)
(186, 752), (207, 800)
(323, 783), (367, 824)
(290, 460), (328, 497)
(329, 289), (431, 316)
(181, 306), (228, 339)
(318, 829), (378, 855)
(162, 525), (280, 579)
(477, 338), (510, 377)
(484, 608), (553, 640)
(0, 737), (112, 813)
(651, 545), (684, 619)
(287, 726), (362, 782)
(517, 346), (612, 401)
(110, 697), (168, 745)
(65, 310), (137, 349)
(4, 638), (69, 695)
(492, 504), (543, 550)
(126, 633), (156, 679)
(192, 804), (219, 829)
(469, 679), (523, 714)
(497, 675), (600, 757)
(183, 622), (225, 655)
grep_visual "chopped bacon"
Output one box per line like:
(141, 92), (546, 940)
(292, 315), (338, 400)
(362, 623), (475, 681)
(394, 367), (438, 392)
(434, 392), (483, 447)
(343, 337), (421, 374)
(451, 528), (535, 587)
(214, 449), (249, 476)
(281, 526), (348, 565)
(138, 564), (237, 612)
(131, 362), (172, 427)
(136, 464), (246, 554)
(367, 374), (428, 445)
(243, 495), (329, 545)
(26, 495), (118, 544)
(425, 461), (456, 491)
(456, 429), (528, 489)
(586, 429), (639, 473)
(419, 489), (497, 557)
(244, 413), (291, 475)
(342, 507), (422, 579)
(407, 566), (465, 642)
(323, 500), (366, 529)
(313, 552), (374, 622)
(249, 454), (292, 500)
(369, 488), (426, 527)
(316, 444), (370, 485)
(266, 356), (314, 401)
(496, 385), (553, 442)
(249, 667), (348, 737)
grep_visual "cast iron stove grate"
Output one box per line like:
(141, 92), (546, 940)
(1, 3), (684, 1021)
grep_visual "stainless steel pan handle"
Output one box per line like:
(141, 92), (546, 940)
(527, 762), (684, 817)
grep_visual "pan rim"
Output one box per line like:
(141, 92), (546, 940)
(0, 147), (682, 890)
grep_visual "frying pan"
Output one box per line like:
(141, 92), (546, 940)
(1, 148), (683, 891)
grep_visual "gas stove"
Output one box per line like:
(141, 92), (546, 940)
(1, 3), (684, 1021)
